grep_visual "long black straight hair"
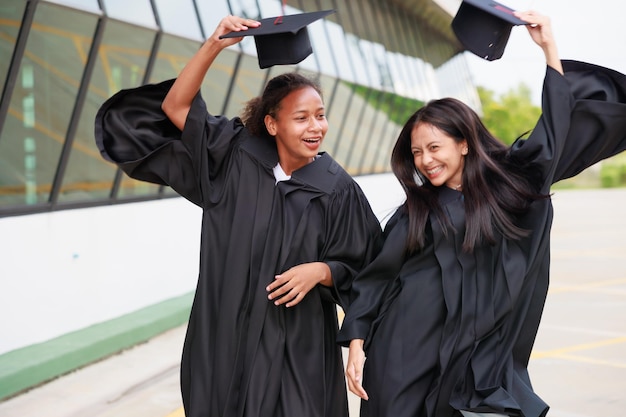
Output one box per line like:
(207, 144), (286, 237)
(391, 97), (547, 253)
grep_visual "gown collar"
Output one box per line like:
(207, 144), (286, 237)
(239, 127), (342, 194)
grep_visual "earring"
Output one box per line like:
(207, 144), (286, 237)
(462, 148), (468, 155)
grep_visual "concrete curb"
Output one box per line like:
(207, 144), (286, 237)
(0, 292), (193, 401)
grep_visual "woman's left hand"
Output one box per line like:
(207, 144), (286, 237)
(514, 10), (555, 48)
(266, 262), (332, 307)
(514, 10), (563, 74)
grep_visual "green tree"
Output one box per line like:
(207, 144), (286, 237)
(478, 83), (541, 145)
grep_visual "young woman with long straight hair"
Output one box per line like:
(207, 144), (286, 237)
(338, 10), (626, 417)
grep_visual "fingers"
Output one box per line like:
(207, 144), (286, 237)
(514, 10), (541, 22)
(513, 10), (557, 52)
(514, 10), (552, 30)
(266, 274), (290, 298)
(512, 10), (541, 30)
(221, 15), (261, 33)
(284, 292), (304, 308)
(346, 361), (368, 400)
(346, 341), (368, 400)
(266, 274), (302, 307)
(210, 15), (260, 44)
(266, 263), (323, 307)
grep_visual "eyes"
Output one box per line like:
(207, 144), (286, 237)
(295, 114), (326, 122)
(412, 144), (439, 156)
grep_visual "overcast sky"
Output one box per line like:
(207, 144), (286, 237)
(462, 0), (626, 104)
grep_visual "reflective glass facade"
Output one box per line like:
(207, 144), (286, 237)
(0, 0), (478, 217)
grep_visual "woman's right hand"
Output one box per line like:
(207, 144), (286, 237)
(346, 339), (369, 400)
(162, 15), (260, 130)
(209, 15), (260, 48)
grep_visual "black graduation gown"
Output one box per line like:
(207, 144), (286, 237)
(94, 79), (383, 417)
(337, 61), (626, 417)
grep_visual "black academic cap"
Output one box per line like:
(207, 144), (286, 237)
(220, 9), (335, 69)
(451, 0), (527, 61)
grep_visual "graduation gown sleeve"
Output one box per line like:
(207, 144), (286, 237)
(319, 178), (385, 307)
(95, 78), (240, 206)
(510, 60), (626, 190)
(336, 210), (407, 345)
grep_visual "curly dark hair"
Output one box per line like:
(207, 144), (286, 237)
(391, 97), (548, 253)
(240, 72), (323, 138)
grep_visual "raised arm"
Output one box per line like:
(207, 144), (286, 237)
(161, 16), (260, 130)
(514, 10), (563, 75)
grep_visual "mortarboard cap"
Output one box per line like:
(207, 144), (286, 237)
(451, 0), (527, 61)
(220, 9), (335, 69)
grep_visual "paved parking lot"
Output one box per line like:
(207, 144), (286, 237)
(526, 188), (626, 417)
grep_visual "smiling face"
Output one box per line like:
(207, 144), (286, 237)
(264, 86), (328, 175)
(410, 122), (467, 190)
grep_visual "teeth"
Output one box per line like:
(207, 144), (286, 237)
(427, 166), (442, 175)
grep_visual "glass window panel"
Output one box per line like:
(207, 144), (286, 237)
(58, 20), (156, 203)
(422, 62), (439, 101)
(195, 0), (230, 40)
(332, 0), (356, 38)
(345, 34), (368, 86)
(299, 11), (327, 74)
(373, 43), (392, 90)
(222, 54), (265, 119)
(375, 121), (398, 173)
(0, 3), (98, 207)
(324, 23), (355, 82)
(383, 129), (399, 170)
(408, 57), (427, 100)
(325, 81), (354, 163)
(345, 87), (378, 171)
(257, 0), (283, 16)
(398, 54), (415, 98)
(154, 0), (202, 41)
(229, 0), (260, 19)
(0, 0), (26, 95)
(102, 0), (157, 30)
(149, 34), (198, 83)
(162, 186), (180, 197)
(297, 51), (319, 74)
(352, 91), (386, 173)
(314, 72), (338, 113)
(395, 55), (412, 97)
(331, 85), (367, 174)
(387, 53), (405, 95)
(357, 40), (376, 87)
(44, 0), (100, 14)
(312, 18), (338, 78)
(362, 120), (385, 173)
(237, 37), (259, 67)
(412, 57), (428, 99)
(117, 172), (160, 199)
(363, 97), (396, 174)
(201, 49), (241, 116)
